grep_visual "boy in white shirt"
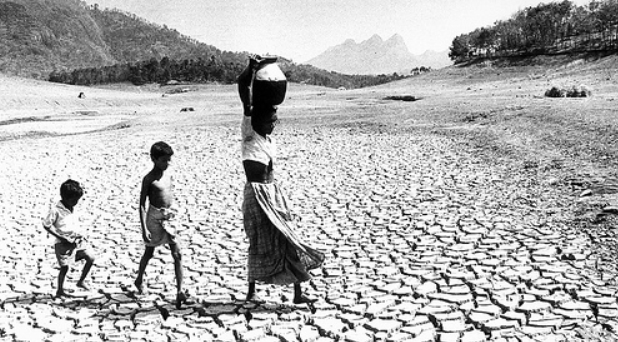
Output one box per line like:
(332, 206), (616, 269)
(42, 179), (95, 298)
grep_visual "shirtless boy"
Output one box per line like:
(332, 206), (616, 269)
(134, 141), (188, 308)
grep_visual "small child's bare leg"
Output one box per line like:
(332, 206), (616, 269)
(56, 266), (69, 298)
(76, 251), (95, 290)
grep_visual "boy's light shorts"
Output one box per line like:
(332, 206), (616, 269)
(54, 241), (94, 267)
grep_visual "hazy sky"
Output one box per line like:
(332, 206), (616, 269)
(84, 0), (590, 63)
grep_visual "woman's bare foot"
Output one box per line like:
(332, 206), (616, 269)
(293, 295), (318, 304)
(55, 291), (75, 298)
(245, 282), (257, 302)
(76, 281), (91, 291)
(244, 294), (265, 303)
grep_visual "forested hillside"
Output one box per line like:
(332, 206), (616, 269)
(0, 0), (406, 89)
(89, 6), (222, 63)
(48, 4), (244, 86)
(0, 0), (232, 79)
(449, 0), (618, 63)
(0, 0), (113, 78)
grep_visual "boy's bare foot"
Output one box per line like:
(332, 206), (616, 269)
(176, 291), (189, 309)
(76, 281), (91, 291)
(134, 280), (143, 294)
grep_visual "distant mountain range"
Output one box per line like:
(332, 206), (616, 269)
(305, 34), (451, 75)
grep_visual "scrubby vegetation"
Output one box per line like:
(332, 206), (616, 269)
(449, 0), (618, 63)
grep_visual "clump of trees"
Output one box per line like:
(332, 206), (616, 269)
(449, 0), (618, 63)
(49, 56), (408, 89)
(281, 64), (408, 89)
(411, 66), (432, 75)
(545, 85), (592, 97)
(49, 56), (242, 85)
(383, 95), (418, 101)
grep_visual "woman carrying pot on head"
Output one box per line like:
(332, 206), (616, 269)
(237, 55), (325, 304)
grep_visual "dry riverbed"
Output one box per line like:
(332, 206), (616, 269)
(2, 60), (618, 341)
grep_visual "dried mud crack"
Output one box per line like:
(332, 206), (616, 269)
(2, 119), (618, 342)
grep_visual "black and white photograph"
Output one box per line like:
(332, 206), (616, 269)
(1, 0), (618, 341)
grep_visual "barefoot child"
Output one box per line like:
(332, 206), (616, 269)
(134, 141), (188, 309)
(42, 179), (95, 298)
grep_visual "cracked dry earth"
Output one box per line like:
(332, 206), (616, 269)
(1, 118), (618, 342)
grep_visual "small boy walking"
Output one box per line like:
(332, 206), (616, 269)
(42, 179), (95, 298)
(134, 141), (188, 309)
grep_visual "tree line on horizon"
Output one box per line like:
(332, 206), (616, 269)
(46, 5), (408, 89)
(49, 56), (243, 86)
(48, 54), (409, 89)
(449, 0), (618, 63)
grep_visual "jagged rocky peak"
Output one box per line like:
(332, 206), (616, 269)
(306, 33), (451, 75)
(364, 34), (384, 47)
(386, 34), (406, 45)
(306, 33), (416, 75)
